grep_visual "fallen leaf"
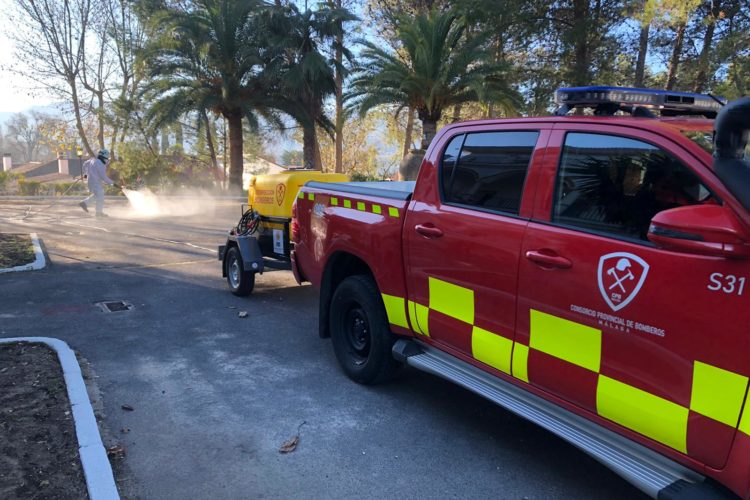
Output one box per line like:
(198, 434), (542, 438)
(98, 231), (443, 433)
(238, 311), (248, 318)
(279, 421), (306, 454)
(279, 435), (299, 454)
(106, 444), (126, 458)
(121, 404), (134, 411)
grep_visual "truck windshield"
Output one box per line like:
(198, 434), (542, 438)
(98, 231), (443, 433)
(682, 130), (750, 160)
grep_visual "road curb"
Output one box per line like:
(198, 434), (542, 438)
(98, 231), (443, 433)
(0, 233), (46, 274)
(0, 337), (120, 500)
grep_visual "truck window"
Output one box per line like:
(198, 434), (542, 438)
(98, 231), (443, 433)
(440, 134), (465, 193)
(553, 132), (712, 241)
(442, 131), (539, 215)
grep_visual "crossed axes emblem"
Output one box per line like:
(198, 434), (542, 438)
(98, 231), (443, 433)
(607, 258), (635, 293)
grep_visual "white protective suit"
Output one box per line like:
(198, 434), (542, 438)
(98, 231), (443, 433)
(81, 157), (114, 215)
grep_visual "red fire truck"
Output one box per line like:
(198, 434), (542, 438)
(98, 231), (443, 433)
(291, 87), (750, 498)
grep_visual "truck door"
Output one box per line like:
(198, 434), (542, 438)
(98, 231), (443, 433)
(515, 125), (750, 469)
(404, 124), (549, 378)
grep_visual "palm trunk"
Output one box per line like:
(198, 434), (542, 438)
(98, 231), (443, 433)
(314, 134), (323, 171)
(175, 122), (184, 152)
(160, 129), (169, 155)
(402, 107), (414, 157)
(421, 119), (437, 150)
(634, 23), (649, 87)
(202, 111), (219, 173)
(665, 23), (686, 90)
(227, 111), (244, 190)
(303, 124), (318, 170)
(334, 0), (344, 174)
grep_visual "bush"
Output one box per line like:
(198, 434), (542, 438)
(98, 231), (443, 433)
(17, 178), (42, 196)
(117, 143), (173, 187)
(55, 182), (86, 195)
(0, 171), (12, 192)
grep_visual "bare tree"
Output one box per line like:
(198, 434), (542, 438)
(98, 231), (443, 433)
(6, 112), (52, 162)
(11, 0), (96, 156)
(104, 0), (145, 157)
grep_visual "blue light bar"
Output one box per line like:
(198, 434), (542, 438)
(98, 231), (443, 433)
(555, 86), (726, 117)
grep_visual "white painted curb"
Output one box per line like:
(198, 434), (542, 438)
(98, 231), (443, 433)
(0, 337), (120, 500)
(0, 233), (46, 273)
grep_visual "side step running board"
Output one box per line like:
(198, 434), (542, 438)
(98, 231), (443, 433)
(392, 340), (718, 499)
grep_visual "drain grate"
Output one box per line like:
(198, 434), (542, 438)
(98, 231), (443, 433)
(95, 301), (134, 313)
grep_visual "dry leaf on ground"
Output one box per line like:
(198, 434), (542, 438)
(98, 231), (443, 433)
(279, 435), (299, 453)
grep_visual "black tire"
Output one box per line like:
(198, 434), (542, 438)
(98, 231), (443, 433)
(330, 275), (401, 384)
(226, 246), (255, 296)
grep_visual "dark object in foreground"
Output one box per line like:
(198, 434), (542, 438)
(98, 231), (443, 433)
(0, 343), (88, 499)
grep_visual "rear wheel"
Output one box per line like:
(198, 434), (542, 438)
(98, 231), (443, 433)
(226, 246), (255, 296)
(330, 275), (401, 384)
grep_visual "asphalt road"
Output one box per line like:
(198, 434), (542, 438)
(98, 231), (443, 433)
(0, 196), (645, 499)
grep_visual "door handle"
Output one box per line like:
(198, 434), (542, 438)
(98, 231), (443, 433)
(415, 224), (444, 238)
(525, 250), (572, 269)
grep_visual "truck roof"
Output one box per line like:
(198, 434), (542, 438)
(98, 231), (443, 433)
(441, 115), (714, 132)
(439, 116), (715, 162)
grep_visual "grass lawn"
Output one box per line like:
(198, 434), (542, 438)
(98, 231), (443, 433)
(0, 233), (35, 268)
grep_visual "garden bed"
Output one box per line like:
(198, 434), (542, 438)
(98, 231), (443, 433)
(0, 343), (89, 499)
(0, 233), (35, 269)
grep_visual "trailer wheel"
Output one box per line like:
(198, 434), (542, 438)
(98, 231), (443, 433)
(330, 275), (401, 384)
(226, 246), (255, 296)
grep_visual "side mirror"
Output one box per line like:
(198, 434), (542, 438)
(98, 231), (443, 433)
(648, 204), (750, 258)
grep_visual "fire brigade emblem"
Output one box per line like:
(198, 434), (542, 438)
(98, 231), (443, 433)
(597, 252), (649, 312)
(276, 183), (286, 206)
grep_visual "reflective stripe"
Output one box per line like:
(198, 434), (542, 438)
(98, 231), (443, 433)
(388, 207), (400, 217)
(739, 407), (750, 436)
(690, 361), (748, 427)
(429, 277), (474, 324)
(343, 200), (352, 208)
(414, 301), (430, 336)
(381, 294), (408, 328)
(597, 375), (688, 453)
(297, 191), (304, 199)
(512, 343), (529, 382)
(372, 204), (382, 214)
(307, 192), (314, 201)
(385, 282), (750, 451)
(357, 201), (366, 211)
(472, 327), (512, 375)
(530, 309), (601, 373)
(331, 197), (339, 206)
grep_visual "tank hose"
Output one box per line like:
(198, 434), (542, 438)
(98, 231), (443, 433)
(235, 208), (261, 236)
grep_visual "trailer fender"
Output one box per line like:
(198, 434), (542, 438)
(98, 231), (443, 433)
(222, 235), (265, 275)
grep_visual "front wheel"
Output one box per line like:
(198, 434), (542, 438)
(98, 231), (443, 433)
(226, 246), (255, 296)
(330, 275), (401, 384)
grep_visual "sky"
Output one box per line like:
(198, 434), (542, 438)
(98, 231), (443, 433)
(0, 0), (56, 113)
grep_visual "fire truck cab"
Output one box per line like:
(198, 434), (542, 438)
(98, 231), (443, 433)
(292, 87), (750, 498)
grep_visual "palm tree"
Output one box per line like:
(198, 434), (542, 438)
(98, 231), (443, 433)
(348, 9), (519, 177)
(265, 3), (355, 170)
(142, 0), (279, 190)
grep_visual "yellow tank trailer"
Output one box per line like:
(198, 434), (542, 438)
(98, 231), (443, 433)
(219, 170), (349, 296)
(248, 170), (349, 218)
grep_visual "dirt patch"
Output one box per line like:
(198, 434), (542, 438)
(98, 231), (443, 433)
(0, 342), (88, 499)
(0, 233), (35, 268)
